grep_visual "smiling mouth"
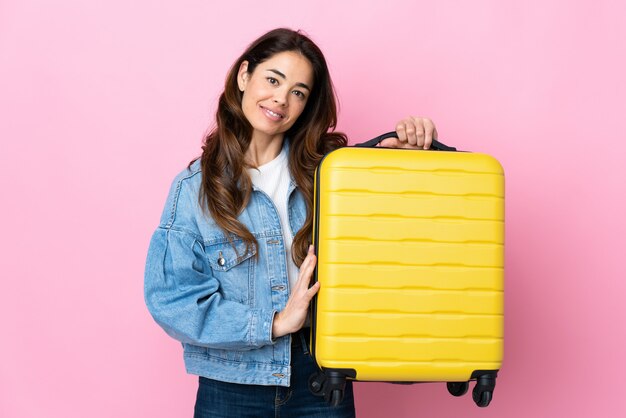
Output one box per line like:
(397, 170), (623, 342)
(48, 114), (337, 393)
(261, 106), (285, 120)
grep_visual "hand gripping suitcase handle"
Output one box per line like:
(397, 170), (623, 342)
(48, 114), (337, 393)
(355, 131), (457, 151)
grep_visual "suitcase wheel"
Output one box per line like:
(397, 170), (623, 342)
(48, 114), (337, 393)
(472, 373), (496, 407)
(472, 390), (492, 407)
(327, 388), (344, 407)
(447, 382), (469, 397)
(309, 369), (349, 406)
(308, 372), (326, 396)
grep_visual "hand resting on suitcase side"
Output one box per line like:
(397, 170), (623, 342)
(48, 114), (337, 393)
(378, 116), (438, 150)
(272, 245), (320, 339)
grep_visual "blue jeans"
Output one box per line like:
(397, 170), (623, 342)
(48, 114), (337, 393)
(193, 329), (355, 418)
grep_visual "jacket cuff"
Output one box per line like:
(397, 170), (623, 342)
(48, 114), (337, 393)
(251, 309), (277, 347)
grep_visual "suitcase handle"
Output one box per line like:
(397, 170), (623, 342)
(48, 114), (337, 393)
(354, 131), (457, 151)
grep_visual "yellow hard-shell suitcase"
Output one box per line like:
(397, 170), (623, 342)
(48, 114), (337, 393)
(310, 132), (504, 407)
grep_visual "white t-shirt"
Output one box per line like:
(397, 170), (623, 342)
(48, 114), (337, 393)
(247, 146), (300, 292)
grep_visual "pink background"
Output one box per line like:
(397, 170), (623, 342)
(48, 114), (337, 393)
(1, 0), (625, 417)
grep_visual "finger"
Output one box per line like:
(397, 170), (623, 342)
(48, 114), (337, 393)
(399, 118), (414, 146)
(395, 122), (407, 144)
(401, 119), (416, 146)
(378, 137), (400, 148)
(301, 245), (315, 267)
(299, 251), (312, 270)
(423, 119), (435, 150)
(297, 254), (316, 290)
(412, 118), (425, 148)
(305, 281), (321, 299)
(405, 127), (412, 144)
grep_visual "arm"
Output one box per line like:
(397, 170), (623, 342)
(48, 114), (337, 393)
(144, 178), (276, 350)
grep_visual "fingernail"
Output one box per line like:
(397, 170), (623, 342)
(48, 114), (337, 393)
(308, 245), (314, 252)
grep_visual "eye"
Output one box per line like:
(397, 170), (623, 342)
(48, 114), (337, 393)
(267, 77), (279, 85)
(292, 90), (306, 99)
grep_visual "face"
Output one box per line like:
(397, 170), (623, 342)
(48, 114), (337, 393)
(237, 51), (314, 144)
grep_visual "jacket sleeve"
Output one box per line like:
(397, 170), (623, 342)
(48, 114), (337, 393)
(144, 175), (276, 350)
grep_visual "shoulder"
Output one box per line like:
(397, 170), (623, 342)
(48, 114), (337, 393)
(168, 160), (203, 209)
(159, 159), (204, 229)
(175, 159), (202, 183)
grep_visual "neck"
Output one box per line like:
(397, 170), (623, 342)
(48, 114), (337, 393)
(245, 134), (284, 167)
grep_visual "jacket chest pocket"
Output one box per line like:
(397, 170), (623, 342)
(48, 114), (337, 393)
(205, 240), (256, 305)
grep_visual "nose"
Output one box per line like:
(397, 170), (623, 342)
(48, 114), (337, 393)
(273, 88), (289, 106)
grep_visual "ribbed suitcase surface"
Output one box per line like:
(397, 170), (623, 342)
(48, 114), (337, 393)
(311, 147), (504, 383)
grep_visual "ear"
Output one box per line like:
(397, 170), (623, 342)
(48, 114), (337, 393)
(237, 60), (250, 92)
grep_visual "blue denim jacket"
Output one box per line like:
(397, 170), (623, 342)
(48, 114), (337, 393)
(144, 153), (307, 387)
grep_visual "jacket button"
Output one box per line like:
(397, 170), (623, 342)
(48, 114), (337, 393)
(272, 285), (286, 291)
(272, 373), (285, 378)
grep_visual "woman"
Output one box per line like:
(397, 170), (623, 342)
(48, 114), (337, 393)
(144, 28), (437, 417)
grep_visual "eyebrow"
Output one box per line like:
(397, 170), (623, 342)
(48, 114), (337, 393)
(267, 69), (311, 91)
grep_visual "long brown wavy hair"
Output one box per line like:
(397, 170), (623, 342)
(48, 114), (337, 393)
(194, 28), (347, 266)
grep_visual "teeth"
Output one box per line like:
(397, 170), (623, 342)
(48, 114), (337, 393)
(265, 108), (282, 118)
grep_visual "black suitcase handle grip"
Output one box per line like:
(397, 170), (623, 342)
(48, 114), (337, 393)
(355, 131), (456, 151)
